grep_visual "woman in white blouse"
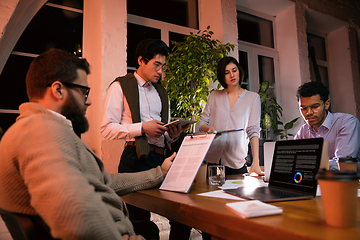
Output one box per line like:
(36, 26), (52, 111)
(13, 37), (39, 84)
(199, 56), (263, 176)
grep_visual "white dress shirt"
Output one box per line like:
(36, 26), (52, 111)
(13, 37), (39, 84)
(199, 89), (261, 169)
(100, 72), (172, 148)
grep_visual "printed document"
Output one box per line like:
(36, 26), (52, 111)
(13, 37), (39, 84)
(160, 133), (216, 193)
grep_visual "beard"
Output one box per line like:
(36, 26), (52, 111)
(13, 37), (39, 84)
(62, 91), (89, 136)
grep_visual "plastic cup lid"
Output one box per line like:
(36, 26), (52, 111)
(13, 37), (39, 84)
(338, 157), (358, 163)
(316, 169), (359, 181)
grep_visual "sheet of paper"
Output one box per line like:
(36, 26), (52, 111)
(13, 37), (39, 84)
(197, 177), (269, 200)
(197, 190), (245, 200)
(219, 177), (269, 190)
(160, 134), (216, 193)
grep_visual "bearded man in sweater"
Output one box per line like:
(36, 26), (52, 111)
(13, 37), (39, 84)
(0, 48), (174, 240)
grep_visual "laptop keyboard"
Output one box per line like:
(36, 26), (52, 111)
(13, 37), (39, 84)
(262, 187), (307, 198)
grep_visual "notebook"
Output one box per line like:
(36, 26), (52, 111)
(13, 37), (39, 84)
(224, 138), (326, 202)
(225, 200), (283, 218)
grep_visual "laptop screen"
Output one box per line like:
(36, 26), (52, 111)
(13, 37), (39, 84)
(269, 138), (324, 194)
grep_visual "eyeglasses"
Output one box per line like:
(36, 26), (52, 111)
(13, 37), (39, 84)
(60, 82), (90, 101)
(144, 58), (166, 71)
(299, 103), (322, 113)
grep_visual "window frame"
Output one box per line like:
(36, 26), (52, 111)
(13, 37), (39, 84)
(127, 14), (198, 71)
(0, 2), (83, 131)
(237, 8), (280, 102)
(307, 29), (330, 84)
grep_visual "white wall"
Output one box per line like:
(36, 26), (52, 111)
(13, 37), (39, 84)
(288, 0), (360, 119)
(198, 0), (238, 90)
(327, 26), (356, 115)
(198, 0), (223, 41)
(275, 4), (306, 132)
(82, 0), (127, 172)
(220, 0), (239, 59)
(0, 0), (19, 35)
(198, 0), (238, 58)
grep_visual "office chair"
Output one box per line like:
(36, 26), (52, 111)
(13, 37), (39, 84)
(0, 208), (55, 240)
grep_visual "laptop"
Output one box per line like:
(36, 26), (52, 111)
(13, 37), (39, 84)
(224, 138), (327, 202)
(263, 141), (276, 182)
(262, 140), (329, 183)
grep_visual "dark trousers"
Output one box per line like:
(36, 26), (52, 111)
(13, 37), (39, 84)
(132, 220), (159, 240)
(119, 145), (191, 240)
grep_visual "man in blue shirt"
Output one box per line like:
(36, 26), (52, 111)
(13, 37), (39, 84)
(294, 81), (360, 174)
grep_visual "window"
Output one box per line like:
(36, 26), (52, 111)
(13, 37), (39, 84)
(237, 11), (278, 98)
(127, 23), (161, 72)
(238, 50), (249, 89)
(13, 1), (83, 55)
(307, 32), (329, 88)
(238, 46), (278, 97)
(169, 32), (188, 52)
(237, 11), (274, 48)
(126, 0), (199, 72)
(258, 55), (276, 98)
(0, 1), (83, 133)
(127, 0), (198, 29)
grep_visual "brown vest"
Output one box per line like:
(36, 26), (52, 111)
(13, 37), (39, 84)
(114, 73), (169, 159)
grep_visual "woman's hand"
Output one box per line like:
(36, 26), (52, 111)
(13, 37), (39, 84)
(199, 124), (215, 133)
(206, 126), (216, 133)
(248, 162), (264, 176)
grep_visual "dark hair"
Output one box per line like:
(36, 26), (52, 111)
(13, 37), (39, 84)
(296, 81), (329, 102)
(217, 56), (244, 89)
(134, 39), (169, 67)
(26, 48), (90, 100)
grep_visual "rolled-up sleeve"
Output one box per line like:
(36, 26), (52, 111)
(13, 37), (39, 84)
(246, 94), (261, 139)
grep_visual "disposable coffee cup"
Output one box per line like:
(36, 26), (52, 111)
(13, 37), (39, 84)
(316, 170), (359, 227)
(208, 165), (225, 185)
(338, 157), (358, 172)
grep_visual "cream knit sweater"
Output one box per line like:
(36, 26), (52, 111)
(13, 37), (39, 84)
(0, 103), (164, 239)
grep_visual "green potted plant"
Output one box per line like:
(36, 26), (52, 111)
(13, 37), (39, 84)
(258, 80), (299, 140)
(250, 81), (299, 165)
(258, 81), (283, 140)
(274, 117), (300, 140)
(163, 26), (235, 132)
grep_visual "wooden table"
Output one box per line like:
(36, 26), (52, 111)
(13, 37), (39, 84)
(122, 176), (360, 240)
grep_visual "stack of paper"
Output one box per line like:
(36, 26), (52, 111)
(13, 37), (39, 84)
(225, 200), (283, 218)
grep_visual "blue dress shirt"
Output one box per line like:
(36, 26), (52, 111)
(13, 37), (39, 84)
(295, 111), (360, 173)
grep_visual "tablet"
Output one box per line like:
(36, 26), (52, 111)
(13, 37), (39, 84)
(164, 119), (197, 128)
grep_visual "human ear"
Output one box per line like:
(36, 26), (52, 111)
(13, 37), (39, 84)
(324, 100), (330, 110)
(138, 56), (147, 66)
(49, 81), (64, 100)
